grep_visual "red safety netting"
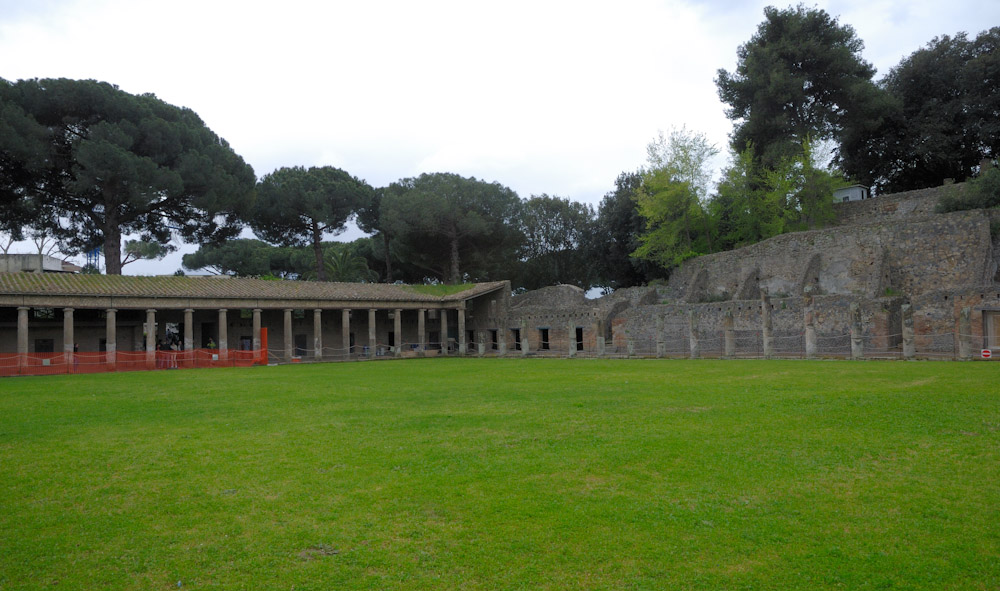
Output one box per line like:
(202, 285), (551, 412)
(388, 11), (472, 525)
(0, 347), (265, 378)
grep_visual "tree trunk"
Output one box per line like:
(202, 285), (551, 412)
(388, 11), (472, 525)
(449, 236), (460, 284)
(381, 232), (393, 283)
(102, 220), (123, 275)
(312, 220), (326, 281)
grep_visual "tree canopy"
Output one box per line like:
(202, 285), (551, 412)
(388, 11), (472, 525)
(251, 165), (373, 281)
(716, 5), (879, 170)
(841, 28), (1000, 192)
(514, 194), (595, 291)
(381, 173), (522, 284)
(0, 78), (256, 274)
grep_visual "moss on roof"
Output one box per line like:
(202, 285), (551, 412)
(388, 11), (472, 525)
(0, 273), (506, 303)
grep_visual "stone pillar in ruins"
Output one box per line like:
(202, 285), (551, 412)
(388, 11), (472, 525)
(568, 319), (576, 358)
(958, 306), (973, 360)
(723, 309), (735, 358)
(688, 310), (700, 359)
(901, 302), (915, 360)
(850, 302), (863, 360)
(655, 313), (665, 358)
(761, 290), (773, 359)
(804, 296), (817, 359)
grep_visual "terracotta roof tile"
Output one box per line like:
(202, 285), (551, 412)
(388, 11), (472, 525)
(0, 273), (507, 304)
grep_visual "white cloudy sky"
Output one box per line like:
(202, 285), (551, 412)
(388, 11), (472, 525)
(1, 0), (996, 274)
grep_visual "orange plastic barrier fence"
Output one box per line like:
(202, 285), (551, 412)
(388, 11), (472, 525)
(0, 347), (265, 378)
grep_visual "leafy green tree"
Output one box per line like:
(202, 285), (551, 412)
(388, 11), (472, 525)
(382, 173), (522, 283)
(0, 78), (256, 274)
(252, 166), (374, 281)
(633, 128), (718, 270)
(842, 28), (1000, 192)
(587, 172), (665, 290)
(716, 5), (879, 170)
(514, 194), (595, 290)
(356, 186), (397, 283)
(936, 165), (1000, 212)
(122, 239), (172, 268)
(322, 246), (379, 283)
(182, 239), (279, 276)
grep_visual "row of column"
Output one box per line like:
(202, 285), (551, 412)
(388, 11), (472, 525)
(648, 298), (975, 360)
(276, 306), (471, 361)
(15, 305), (470, 364)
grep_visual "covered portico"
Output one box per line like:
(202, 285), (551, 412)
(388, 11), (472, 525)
(0, 274), (509, 376)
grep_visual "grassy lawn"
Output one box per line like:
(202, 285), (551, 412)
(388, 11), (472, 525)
(1, 359), (998, 590)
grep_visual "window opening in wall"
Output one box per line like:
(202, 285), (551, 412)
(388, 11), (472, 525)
(349, 332), (355, 353)
(294, 334), (307, 356)
(985, 311), (1000, 350)
(539, 328), (550, 350)
(575, 327), (584, 351)
(490, 329), (498, 350)
(240, 309), (253, 319)
(99, 338), (107, 352)
(428, 330), (440, 350)
(293, 309), (305, 320)
(466, 330), (475, 347)
(511, 328), (521, 350)
(240, 336), (253, 351)
(388, 331), (395, 347)
(34, 338), (54, 353)
(33, 308), (55, 320)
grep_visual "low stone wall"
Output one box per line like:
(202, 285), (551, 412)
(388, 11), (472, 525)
(833, 184), (957, 226)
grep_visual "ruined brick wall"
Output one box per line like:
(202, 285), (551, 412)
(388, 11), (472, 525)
(616, 295), (902, 358)
(832, 184), (957, 226)
(663, 210), (993, 302)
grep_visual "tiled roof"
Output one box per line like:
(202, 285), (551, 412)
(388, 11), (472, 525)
(0, 273), (507, 303)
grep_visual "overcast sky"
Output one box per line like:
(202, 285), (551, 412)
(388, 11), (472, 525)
(1, 0), (996, 274)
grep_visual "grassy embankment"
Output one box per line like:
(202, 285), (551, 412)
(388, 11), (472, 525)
(1, 359), (998, 590)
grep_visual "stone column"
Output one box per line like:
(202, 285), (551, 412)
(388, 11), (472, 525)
(850, 302), (863, 360)
(313, 309), (323, 361)
(568, 319), (577, 358)
(627, 339), (635, 357)
(394, 308), (402, 357)
(440, 309), (448, 355)
(761, 291), (773, 359)
(252, 308), (262, 352)
(958, 306), (973, 361)
(284, 308), (294, 361)
(368, 308), (377, 355)
(145, 309), (157, 368)
(342, 309), (351, 358)
(458, 308), (466, 355)
(724, 309), (735, 358)
(521, 318), (530, 356)
(901, 302), (915, 360)
(218, 308), (228, 360)
(16, 307), (29, 363)
(105, 308), (117, 369)
(477, 332), (485, 356)
(689, 310), (700, 359)
(498, 326), (507, 356)
(417, 308), (426, 352)
(596, 319), (605, 357)
(804, 297), (817, 359)
(184, 309), (194, 351)
(655, 314), (665, 358)
(63, 308), (74, 367)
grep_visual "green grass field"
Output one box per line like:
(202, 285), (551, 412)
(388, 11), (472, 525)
(1, 359), (998, 590)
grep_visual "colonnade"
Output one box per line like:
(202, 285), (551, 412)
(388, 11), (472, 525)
(12, 305), (470, 366)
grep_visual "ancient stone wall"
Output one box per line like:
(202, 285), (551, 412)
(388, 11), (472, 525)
(662, 210), (993, 302)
